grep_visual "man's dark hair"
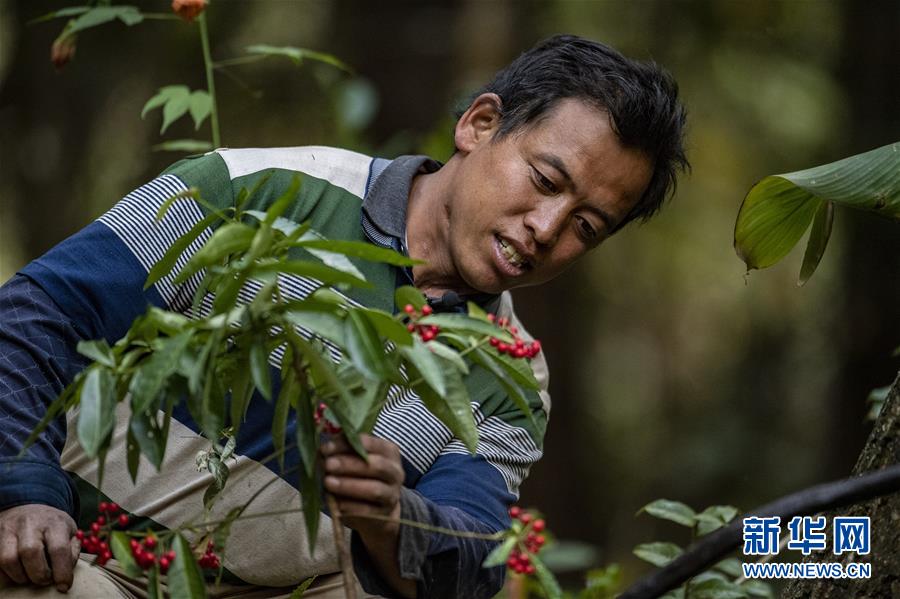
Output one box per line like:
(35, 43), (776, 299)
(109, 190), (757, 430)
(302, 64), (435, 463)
(459, 34), (688, 230)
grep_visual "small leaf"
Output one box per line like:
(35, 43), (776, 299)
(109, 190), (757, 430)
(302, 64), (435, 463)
(299, 469), (322, 555)
(129, 409), (166, 469)
(145, 212), (220, 289)
(110, 531), (141, 577)
(482, 536), (516, 568)
(295, 239), (420, 267)
(400, 340), (446, 396)
(249, 342), (272, 401)
(272, 373), (294, 472)
(360, 308), (413, 346)
(741, 580), (774, 598)
(168, 533), (207, 599)
(77, 367), (116, 458)
(129, 332), (192, 414)
(689, 578), (748, 599)
(228, 361), (253, 433)
(285, 310), (346, 346)
(161, 87), (192, 135)
(30, 7), (91, 24)
(289, 577), (317, 598)
(152, 139), (214, 153)
(530, 554), (563, 599)
(419, 313), (514, 342)
(126, 426), (140, 482)
(76, 339), (115, 368)
(62, 6), (143, 37)
(245, 44), (352, 73)
(696, 505), (740, 536)
(412, 364), (478, 453)
(638, 499), (697, 527)
(424, 340), (468, 374)
(633, 542), (683, 567)
(188, 90), (212, 130)
(714, 557), (742, 578)
(344, 310), (391, 380)
(175, 222), (256, 284)
(798, 200), (833, 285)
(395, 286), (426, 311)
(252, 260), (371, 288)
(469, 347), (536, 429)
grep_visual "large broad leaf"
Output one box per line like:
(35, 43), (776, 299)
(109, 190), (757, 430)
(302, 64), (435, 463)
(77, 368), (116, 457)
(734, 141), (900, 283)
(168, 534), (207, 599)
(400, 340), (446, 396)
(411, 364), (478, 453)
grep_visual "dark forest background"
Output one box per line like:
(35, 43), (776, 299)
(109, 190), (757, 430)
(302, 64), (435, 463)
(1, 0), (899, 589)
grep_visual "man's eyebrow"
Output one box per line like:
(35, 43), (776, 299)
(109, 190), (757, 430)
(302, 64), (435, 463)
(536, 152), (616, 230)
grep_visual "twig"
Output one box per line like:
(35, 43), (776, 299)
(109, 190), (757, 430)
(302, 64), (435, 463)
(619, 463), (900, 599)
(326, 494), (358, 599)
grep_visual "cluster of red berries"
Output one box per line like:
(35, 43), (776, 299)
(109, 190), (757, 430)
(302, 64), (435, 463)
(197, 540), (221, 569)
(314, 402), (342, 435)
(505, 506), (547, 577)
(75, 502), (129, 566)
(128, 535), (176, 573)
(487, 315), (542, 360)
(403, 304), (440, 342)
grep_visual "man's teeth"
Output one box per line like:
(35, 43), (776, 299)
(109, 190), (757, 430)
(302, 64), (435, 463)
(498, 237), (526, 268)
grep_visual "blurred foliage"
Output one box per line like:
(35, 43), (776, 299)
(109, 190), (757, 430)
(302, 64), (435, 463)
(2, 0), (900, 593)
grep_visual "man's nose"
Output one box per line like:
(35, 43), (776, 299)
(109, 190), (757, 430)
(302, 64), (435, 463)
(523, 202), (567, 247)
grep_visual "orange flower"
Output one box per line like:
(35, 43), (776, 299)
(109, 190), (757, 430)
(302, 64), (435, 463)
(171, 0), (207, 22)
(50, 34), (77, 70)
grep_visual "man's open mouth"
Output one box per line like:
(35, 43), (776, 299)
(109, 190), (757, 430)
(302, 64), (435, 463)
(496, 235), (531, 270)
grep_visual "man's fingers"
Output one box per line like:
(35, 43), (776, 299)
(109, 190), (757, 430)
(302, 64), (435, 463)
(324, 476), (399, 508)
(320, 433), (401, 459)
(17, 526), (52, 585)
(44, 526), (76, 591)
(0, 534), (27, 585)
(323, 453), (404, 485)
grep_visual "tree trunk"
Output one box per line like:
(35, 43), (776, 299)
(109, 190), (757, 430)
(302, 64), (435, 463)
(781, 371), (900, 598)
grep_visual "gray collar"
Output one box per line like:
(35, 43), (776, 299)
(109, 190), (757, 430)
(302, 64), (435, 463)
(362, 155), (441, 248)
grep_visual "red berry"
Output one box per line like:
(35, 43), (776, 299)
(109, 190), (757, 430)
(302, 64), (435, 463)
(508, 506), (521, 518)
(143, 536), (157, 549)
(514, 348), (527, 358)
(520, 513), (532, 525)
(118, 514), (130, 527)
(532, 519), (545, 532)
(99, 541), (109, 553)
(107, 503), (119, 514)
(404, 304), (415, 315)
(510, 326), (519, 335)
(75, 530), (84, 541)
(531, 340), (542, 352)
(99, 501), (109, 513)
(166, 550), (176, 561)
(421, 305), (433, 316)
(487, 313), (496, 323)
(96, 516), (106, 525)
(525, 564), (536, 575)
(101, 550), (112, 561)
(206, 540), (215, 551)
(130, 539), (140, 552)
(97, 554), (109, 566)
(489, 337), (500, 347)
(159, 556), (170, 573)
(407, 323), (416, 332)
(506, 556), (518, 568)
(497, 342), (508, 352)
(90, 522), (101, 534)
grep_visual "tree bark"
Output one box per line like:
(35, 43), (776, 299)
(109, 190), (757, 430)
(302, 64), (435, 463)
(781, 371), (900, 598)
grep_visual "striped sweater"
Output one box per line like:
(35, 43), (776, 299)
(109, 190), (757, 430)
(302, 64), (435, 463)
(0, 146), (550, 597)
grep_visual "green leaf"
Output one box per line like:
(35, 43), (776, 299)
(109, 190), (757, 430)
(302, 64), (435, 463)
(530, 554), (563, 599)
(696, 505), (740, 536)
(289, 576), (317, 598)
(490, 346), (540, 390)
(76, 339), (115, 368)
(482, 535), (516, 568)
(798, 200), (833, 285)
(249, 342), (272, 401)
(734, 141), (900, 279)
(537, 540), (599, 573)
(252, 260), (371, 288)
(30, 6), (91, 24)
(633, 542), (683, 567)
(360, 308), (413, 347)
(638, 499), (697, 527)
(245, 44), (352, 73)
(19, 371), (83, 455)
(77, 368), (116, 458)
(467, 301), (489, 321)
(161, 87), (192, 135)
(109, 531), (141, 577)
(129, 409), (166, 469)
(129, 332), (192, 414)
(344, 310), (392, 380)
(469, 347), (536, 429)
(203, 455), (229, 508)
(741, 580), (774, 598)
(412, 364), (478, 453)
(294, 230), (366, 280)
(126, 426), (140, 482)
(425, 340), (468, 374)
(294, 384), (318, 477)
(689, 578), (748, 599)
(714, 557), (742, 578)
(188, 90), (212, 130)
(296, 239), (420, 267)
(285, 310), (346, 346)
(299, 468), (322, 555)
(168, 533), (207, 599)
(585, 564), (622, 596)
(175, 222), (256, 284)
(400, 339), (446, 396)
(60, 6), (143, 37)
(152, 139), (213, 153)
(395, 285), (426, 311)
(229, 359), (254, 433)
(272, 373), (294, 472)
(147, 561), (163, 599)
(145, 212), (221, 289)
(419, 313), (514, 342)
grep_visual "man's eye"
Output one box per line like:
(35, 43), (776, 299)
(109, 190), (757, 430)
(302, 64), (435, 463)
(576, 216), (597, 240)
(532, 167), (558, 194)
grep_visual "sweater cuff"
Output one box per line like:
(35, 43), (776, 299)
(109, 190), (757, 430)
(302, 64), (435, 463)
(351, 487), (431, 597)
(0, 457), (79, 518)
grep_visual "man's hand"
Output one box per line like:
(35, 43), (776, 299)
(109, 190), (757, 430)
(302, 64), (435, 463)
(321, 433), (416, 598)
(0, 504), (80, 592)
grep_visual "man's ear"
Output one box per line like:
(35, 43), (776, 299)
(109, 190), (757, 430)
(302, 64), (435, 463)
(454, 93), (502, 154)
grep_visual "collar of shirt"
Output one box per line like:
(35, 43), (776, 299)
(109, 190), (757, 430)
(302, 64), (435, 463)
(361, 155), (500, 314)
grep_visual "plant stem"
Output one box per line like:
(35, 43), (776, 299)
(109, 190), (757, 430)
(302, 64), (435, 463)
(198, 13), (220, 148)
(326, 494), (358, 599)
(213, 55), (268, 68)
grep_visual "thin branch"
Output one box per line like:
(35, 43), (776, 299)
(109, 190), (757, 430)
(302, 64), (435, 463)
(619, 463), (900, 599)
(327, 494), (358, 599)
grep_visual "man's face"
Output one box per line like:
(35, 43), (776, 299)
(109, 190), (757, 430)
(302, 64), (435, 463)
(445, 96), (654, 294)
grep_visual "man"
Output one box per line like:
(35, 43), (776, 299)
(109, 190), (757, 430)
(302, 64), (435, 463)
(0, 35), (686, 597)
